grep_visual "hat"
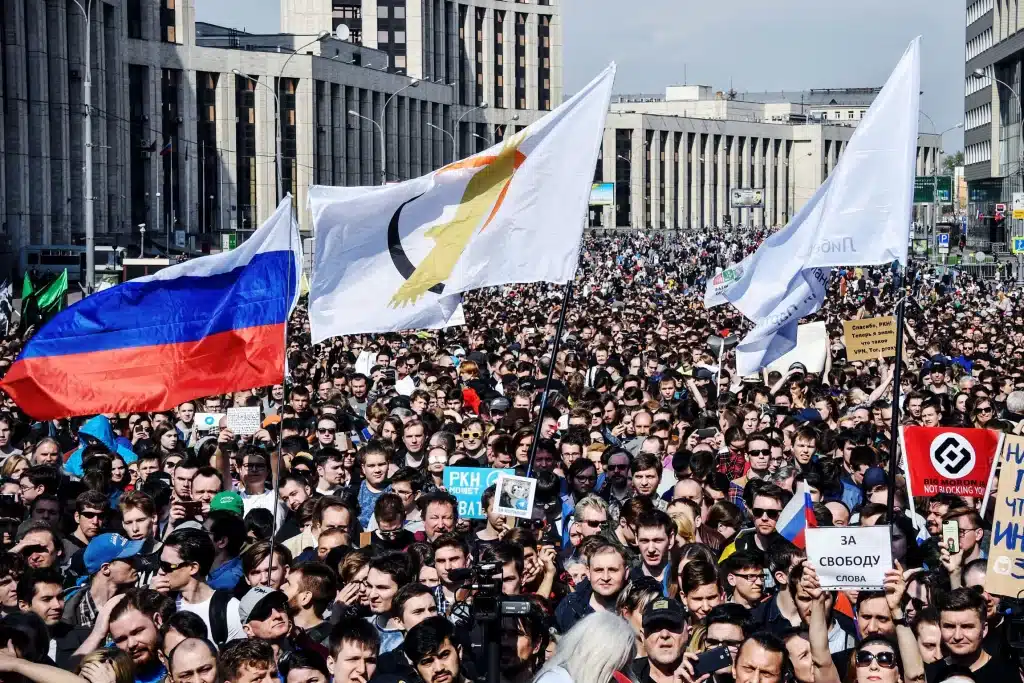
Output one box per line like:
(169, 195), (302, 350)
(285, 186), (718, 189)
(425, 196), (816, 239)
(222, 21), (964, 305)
(175, 521), (204, 532)
(694, 367), (714, 381)
(210, 491), (244, 517)
(789, 362), (807, 375)
(84, 533), (145, 573)
(238, 586), (289, 624)
(793, 408), (822, 424)
(642, 598), (686, 631)
(489, 396), (511, 413)
(671, 451), (691, 473)
(862, 466), (889, 490)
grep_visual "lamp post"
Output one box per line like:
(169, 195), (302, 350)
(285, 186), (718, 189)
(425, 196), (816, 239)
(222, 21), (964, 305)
(71, 0), (95, 292)
(494, 114), (520, 143)
(427, 122), (456, 164)
(617, 154), (634, 229)
(454, 103), (488, 159)
(137, 224), (146, 258)
(349, 110), (386, 184)
(379, 79), (420, 183)
(974, 68), (1024, 281)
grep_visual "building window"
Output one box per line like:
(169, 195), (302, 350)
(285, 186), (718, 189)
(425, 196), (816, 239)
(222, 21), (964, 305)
(394, 55), (406, 68)
(394, 30), (406, 42)
(393, 6), (405, 18)
(378, 30), (389, 43)
(848, 111), (854, 119)
(378, 5), (389, 17)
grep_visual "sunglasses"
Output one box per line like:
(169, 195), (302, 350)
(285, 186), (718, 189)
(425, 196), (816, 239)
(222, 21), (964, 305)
(855, 651), (897, 669)
(747, 448), (771, 457)
(78, 510), (104, 520)
(751, 507), (781, 520)
(462, 431), (483, 439)
(159, 560), (191, 574)
(317, 427), (337, 433)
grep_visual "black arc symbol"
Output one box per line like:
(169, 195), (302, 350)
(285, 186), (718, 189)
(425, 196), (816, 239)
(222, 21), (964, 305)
(387, 193), (446, 295)
(934, 436), (973, 475)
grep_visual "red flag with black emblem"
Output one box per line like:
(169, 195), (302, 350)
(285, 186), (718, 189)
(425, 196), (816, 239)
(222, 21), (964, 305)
(900, 426), (1003, 498)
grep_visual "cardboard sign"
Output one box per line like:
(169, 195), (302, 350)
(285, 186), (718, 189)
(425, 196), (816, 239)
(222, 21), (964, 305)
(226, 407), (262, 436)
(194, 413), (225, 432)
(806, 525), (892, 590)
(766, 321), (828, 374)
(985, 435), (1024, 597)
(843, 316), (897, 362)
(901, 427), (1003, 498)
(492, 473), (538, 520)
(443, 467), (513, 519)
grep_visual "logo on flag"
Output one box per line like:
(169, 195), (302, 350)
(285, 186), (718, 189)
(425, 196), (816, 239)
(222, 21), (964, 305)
(929, 433), (976, 479)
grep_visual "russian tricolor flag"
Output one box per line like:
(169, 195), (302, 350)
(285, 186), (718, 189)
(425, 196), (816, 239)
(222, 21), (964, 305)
(776, 482), (816, 549)
(1, 198), (301, 419)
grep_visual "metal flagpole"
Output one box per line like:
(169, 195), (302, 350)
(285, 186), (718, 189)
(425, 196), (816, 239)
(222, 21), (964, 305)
(885, 273), (907, 520)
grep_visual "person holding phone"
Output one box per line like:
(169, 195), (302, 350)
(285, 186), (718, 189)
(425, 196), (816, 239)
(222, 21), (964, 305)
(631, 598), (689, 683)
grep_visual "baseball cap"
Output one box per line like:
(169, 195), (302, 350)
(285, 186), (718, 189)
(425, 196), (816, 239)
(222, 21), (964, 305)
(210, 491), (244, 517)
(238, 586), (289, 624)
(489, 396), (511, 413)
(84, 533), (145, 574)
(793, 408), (822, 424)
(642, 598), (686, 631)
(862, 466), (889, 490)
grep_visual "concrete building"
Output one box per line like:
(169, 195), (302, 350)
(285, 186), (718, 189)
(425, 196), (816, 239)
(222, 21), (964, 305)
(281, 0), (562, 158)
(963, 0), (1022, 247)
(597, 85), (941, 229)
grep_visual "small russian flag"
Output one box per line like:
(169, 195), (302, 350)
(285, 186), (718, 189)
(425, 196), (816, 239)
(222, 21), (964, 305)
(777, 482), (816, 549)
(160, 140), (173, 156)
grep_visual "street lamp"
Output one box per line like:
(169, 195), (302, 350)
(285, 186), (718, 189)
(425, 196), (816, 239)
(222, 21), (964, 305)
(454, 103), (488, 159)
(71, 0), (95, 292)
(379, 79), (420, 183)
(494, 114), (520, 143)
(427, 122), (456, 164)
(137, 224), (146, 258)
(350, 110), (386, 184)
(973, 68), (1023, 280)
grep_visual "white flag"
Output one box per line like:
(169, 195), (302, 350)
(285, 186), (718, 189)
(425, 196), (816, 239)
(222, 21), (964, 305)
(308, 64), (616, 342)
(721, 38), (920, 374)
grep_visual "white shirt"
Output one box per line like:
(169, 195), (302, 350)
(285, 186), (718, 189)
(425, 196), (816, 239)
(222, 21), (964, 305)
(177, 592), (245, 642)
(239, 488), (286, 526)
(535, 666), (574, 683)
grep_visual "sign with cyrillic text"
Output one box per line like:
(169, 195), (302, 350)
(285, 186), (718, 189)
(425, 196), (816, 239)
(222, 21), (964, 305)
(806, 525), (892, 590)
(443, 467), (513, 519)
(985, 435), (1024, 597)
(843, 316), (897, 362)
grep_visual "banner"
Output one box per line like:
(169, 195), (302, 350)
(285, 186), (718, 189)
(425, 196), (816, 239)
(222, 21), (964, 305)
(590, 182), (614, 206)
(900, 426), (1003, 498)
(730, 188), (764, 208)
(443, 467), (513, 519)
(985, 435), (1024, 597)
(765, 321), (828, 375)
(843, 316), (897, 362)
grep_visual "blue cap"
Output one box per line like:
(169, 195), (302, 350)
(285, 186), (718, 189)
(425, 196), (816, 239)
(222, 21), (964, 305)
(84, 533), (145, 573)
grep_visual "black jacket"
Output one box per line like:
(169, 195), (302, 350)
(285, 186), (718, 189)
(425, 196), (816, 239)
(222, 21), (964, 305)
(554, 579), (594, 633)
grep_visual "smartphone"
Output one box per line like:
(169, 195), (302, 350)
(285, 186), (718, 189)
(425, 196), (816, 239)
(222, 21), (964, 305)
(179, 500), (203, 517)
(942, 520), (960, 554)
(696, 428), (718, 439)
(693, 646), (733, 677)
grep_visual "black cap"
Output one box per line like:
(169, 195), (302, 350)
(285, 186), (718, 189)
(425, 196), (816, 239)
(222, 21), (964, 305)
(642, 598), (686, 631)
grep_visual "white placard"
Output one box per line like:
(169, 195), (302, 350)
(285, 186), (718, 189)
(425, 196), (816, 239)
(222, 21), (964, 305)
(226, 407), (262, 436)
(805, 525), (892, 590)
(492, 473), (537, 520)
(766, 321), (828, 375)
(194, 413), (225, 432)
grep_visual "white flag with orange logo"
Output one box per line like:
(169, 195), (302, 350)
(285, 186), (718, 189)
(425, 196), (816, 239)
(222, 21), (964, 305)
(308, 64), (616, 342)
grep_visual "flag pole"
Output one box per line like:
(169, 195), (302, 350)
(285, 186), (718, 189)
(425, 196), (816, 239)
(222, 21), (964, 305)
(268, 196), (293, 576)
(885, 273), (907, 523)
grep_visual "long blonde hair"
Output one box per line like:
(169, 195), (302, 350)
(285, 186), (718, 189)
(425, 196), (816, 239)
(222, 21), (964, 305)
(77, 648), (135, 683)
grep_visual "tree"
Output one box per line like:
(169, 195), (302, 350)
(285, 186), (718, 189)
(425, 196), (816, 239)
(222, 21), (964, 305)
(942, 151), (964, 175)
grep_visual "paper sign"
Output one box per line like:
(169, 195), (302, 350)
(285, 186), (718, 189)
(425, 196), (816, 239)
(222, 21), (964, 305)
(443, 467), (513, 519)
(194, 413), (225, 432)
(226, 407), (261, 436)
(806, 525), (892, 590)
(492, 473), (538, 520)
(985, 435), (1024, 597)
(843, 316), (897, 362)
(766, 321), (828, 374)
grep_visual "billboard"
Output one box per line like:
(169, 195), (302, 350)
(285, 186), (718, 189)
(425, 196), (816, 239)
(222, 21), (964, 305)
(590, 183), (615, 206)
(730, 188), (764, 208)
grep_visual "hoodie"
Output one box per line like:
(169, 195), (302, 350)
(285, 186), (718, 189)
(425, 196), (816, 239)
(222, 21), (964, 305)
(65, 416), (138, 478)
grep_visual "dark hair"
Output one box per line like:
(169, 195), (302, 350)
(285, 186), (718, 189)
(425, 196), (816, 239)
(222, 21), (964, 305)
(631, 452), (662, 476)
(16, 567), (62, 605)
(164, 527), (216, 578)
(367, 552), (414, 588)
(751, 482), (789, 508)
(207, 510), (248, 557)
(291, 561), (339, 617)
(160, 610), (210, 644)
(329, 615), (382, 658)
(722, 550), (764, 575)
(635, 509), (675, 538)
(937, 587), (987, 622)
(20, 466), (58, 495)
(244, 507), (276, 542)
(109, 587), (176, 626)
(416, 490), (458, 519)
(219, 638), (276, 680)
(681, 558), (721, 595)
(480, 541), (525, 578)
(394, 583), (436, 617)
(279, 649), (331, 681)
(0, 612), (49, 662)
(740, 632), (788, 667)
(432, 532), (470, 559)
(241, 541), (293, 576)
(706, 603), (753, 635)
(403, 615), (456, 665)
(374, 493), (405, 525)
(766, 541), (805, 582)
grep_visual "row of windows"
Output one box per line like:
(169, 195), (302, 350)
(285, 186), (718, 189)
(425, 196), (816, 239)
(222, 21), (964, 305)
(968, 0), (994, 24)
(966, 103), (993, 130)
(995, 0), (1021, 42)
(377, 5), (406, 18)
(967, 65), (994, 96)
(966, 140), (992, 165)
(967, 28), (993, 61)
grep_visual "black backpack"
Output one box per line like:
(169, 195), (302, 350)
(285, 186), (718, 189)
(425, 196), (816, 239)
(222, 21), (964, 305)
(208, 590), (234, 647)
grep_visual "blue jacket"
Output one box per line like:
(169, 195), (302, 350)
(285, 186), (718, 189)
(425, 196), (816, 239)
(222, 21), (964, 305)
(554, 578), (595, 633)
(65, 416), (138, 478)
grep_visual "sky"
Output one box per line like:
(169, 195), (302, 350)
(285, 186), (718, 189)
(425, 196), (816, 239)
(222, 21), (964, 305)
(197, 0), (966, 152)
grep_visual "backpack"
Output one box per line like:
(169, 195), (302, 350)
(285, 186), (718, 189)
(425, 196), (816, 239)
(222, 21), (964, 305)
(208, 590), (234, 647)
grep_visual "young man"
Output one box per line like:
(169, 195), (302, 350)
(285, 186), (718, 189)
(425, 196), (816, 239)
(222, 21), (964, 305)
(236, 447), (286, 526)
(64, 533), (144, 629)
(365, 553), (413, 654)
(107, 588), (170, 683)
(203, 508), (247, 591)
(927, 587), (1018, 681)
(157, 527), (244, 645)
(631, 510), (675, 591)
(315, 448), (347, 495)
(432, 533), (470, 620)
(679, 559), (724, 626)
(750, 542), (806, 634)
(554, 540), (627, 632)
(791, 428), (818, 468)
(395, 583), (440, 631)
(67, 490), (108, 563)
(403, 616), (471, 683)
(219, 638), (278, 683)
(17, 567), (66, 660)
(370, 494), (416, 551)
(629, 453), (666, 510)
(723, 550), (765, 610)
(282, 560), (337, 646)
(328, 616), (381, 683)
(732, 483), (788, 560)
(729, 435), (772, 509)
(357, 442), (391, 528)
(943, 507), (986, 565)
(383, 467), (423, 532)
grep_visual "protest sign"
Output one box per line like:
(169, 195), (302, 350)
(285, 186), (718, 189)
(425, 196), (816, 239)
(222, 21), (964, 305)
(985, 435), (1024, 597)
(806, 525), (892, 590)
(843, 316), (897, 361)
(443, 467), (513, 519)
(900, 427), (1003, 498)
(766, 321), (828, 374)
(226, 407), (261, 436)
(493, 473), (538, 520)
(194, 413), (225, 432)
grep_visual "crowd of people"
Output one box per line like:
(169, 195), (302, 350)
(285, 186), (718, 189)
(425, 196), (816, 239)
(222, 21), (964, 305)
(0, 229), (1016, 683)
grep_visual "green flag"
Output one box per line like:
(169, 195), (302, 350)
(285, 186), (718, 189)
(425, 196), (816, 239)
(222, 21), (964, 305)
(20, 269), (68, 331)
(21, 273), (31, 300)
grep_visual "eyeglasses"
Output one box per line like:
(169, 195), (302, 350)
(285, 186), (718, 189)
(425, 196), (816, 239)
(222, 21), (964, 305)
(462, 431), (483, 439)
(579, 518), (605, 528)
(747, 449), (771, 457)
(573, 473), (597, 483)
(243, 463), (267, 472)
(158, 560), (191, 574)
(706, 637), (744, 648)
(317, 427), (337, 434)
(751, 507), (781, 521)
(731, 572), (764, 582)
(958, 527), (979, 536)
(855, 651), (897, 669)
